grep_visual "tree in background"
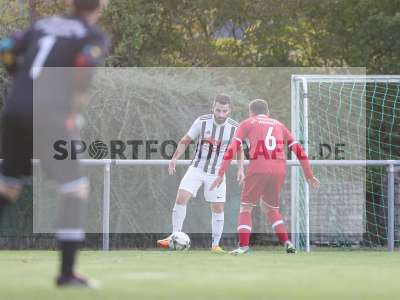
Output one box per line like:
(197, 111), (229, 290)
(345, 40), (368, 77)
(1, 0), (399, 71)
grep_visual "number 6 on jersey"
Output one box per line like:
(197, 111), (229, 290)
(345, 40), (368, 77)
(265, 126), (276, 151)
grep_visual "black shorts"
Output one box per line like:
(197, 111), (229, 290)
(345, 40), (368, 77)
(0, 113), (32, 186)
(1, 112), (82, 187)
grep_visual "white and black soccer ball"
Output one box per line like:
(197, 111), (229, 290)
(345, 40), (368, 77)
(168, 232), (191, 251)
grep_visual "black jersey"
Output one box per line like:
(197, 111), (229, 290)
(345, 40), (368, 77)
(0, 14), (108, 183)
(0, 14), (108, 118)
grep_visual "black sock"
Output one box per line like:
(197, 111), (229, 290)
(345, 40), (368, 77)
(0, 194), (12, 227)
(59, 241), (80, 277)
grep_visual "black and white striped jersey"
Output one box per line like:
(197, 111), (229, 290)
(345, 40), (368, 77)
(187, 114), (239, 175)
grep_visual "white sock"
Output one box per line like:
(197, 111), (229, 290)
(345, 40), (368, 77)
(211, 212), (224, 247)
(172, 203), (187, 233)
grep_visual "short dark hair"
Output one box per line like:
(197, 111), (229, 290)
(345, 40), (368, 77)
(213, 94), (231, 106)
(73, 0), (100, 11)
(249, 99), (269, 115)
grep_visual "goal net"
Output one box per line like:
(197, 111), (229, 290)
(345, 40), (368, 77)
(291, 75), (400, 251)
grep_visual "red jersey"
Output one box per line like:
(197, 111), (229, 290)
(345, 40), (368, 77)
(218, 114), (313, 179)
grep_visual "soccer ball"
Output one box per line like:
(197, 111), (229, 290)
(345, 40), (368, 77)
(168, 232), (191, 251)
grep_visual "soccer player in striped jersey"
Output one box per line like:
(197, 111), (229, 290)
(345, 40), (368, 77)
(0, 0), (109, 287)
(157, 94), (245, 253)
(211, 99), (320, 255)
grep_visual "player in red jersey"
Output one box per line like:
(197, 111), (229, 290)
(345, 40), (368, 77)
(210, 99), (320, 255)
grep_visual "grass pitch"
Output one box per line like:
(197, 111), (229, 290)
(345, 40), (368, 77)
(1, 249), (399, 300)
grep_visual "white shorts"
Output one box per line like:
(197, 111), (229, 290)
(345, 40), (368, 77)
(179, 166), (226, 202)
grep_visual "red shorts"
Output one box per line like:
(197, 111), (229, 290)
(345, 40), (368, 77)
(241, 172), (286, 208)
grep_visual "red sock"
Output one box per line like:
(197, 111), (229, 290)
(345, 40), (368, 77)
(267, 210), (289, 244)
(237, 211), (252, 247)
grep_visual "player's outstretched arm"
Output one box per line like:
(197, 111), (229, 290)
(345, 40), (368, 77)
(289, 141), (320, 189)
(168, 135), (192, 175)
(210, 176), (224, 191)
(210, 138), (241, 191)
(236, 147), (245, 186)
(289, 143), (321, 189)
(284, 126), (320, 190)
(72, 34), (109, 112)
(307, 176), (320, 189)
(290, 143), (320, 190)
